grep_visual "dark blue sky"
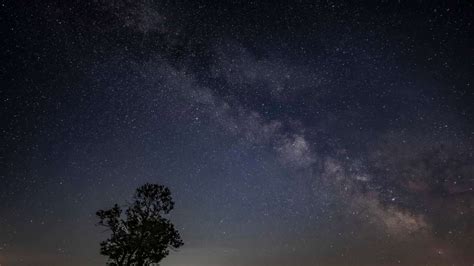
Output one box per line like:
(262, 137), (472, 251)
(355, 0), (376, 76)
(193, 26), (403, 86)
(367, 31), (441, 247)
(2, 1), (473, 265)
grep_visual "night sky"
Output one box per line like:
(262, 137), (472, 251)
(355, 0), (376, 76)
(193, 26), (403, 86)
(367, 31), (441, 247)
(2, 1), (474, 265)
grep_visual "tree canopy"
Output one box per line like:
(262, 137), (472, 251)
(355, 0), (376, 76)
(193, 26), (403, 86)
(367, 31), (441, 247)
(96, 183), (183, 265)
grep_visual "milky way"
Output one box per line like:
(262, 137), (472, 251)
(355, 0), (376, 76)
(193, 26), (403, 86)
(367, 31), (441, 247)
(2, 1), (473, 265)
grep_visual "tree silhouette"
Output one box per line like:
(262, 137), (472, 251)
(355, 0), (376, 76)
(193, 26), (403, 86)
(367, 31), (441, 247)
(96, 183), (183, 265)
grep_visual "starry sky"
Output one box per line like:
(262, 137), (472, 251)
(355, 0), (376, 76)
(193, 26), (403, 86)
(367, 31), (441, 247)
(1, 1), (474, 265)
